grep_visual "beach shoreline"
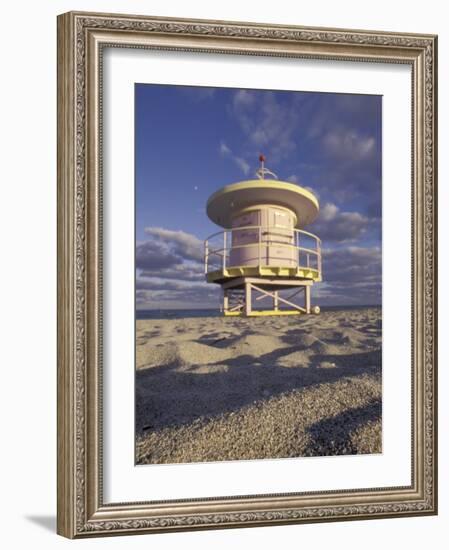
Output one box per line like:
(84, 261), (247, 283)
(135, 307), (382, 465)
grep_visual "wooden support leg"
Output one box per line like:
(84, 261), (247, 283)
(245, 282), (252, 316)
(305, 285), (311, 314)
(223, 289), (229, 313)
(251, 283), (306, 313)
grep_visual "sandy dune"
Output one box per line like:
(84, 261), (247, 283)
(136, 308), (382, 464)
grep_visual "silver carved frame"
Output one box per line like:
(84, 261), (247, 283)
(57, 11), (438, 538)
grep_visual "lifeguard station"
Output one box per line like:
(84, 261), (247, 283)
(204, 155), (322, 316)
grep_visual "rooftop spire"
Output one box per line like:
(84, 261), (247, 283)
(255, 154), (278, 180)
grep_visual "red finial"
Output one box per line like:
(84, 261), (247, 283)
(259, 154), (266, 162)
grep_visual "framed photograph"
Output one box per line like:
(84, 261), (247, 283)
(57, 11), (438, 538)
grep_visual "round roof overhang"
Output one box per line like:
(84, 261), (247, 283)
(206, 179), (319, 228)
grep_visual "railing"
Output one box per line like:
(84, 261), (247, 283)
(204, 225), (322, 278)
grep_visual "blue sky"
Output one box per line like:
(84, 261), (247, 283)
(135, 84), (382, 309)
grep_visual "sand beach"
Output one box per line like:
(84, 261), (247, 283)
(136, 307), (382, 465)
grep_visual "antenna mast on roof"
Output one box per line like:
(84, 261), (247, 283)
(255, 154), (278, 180)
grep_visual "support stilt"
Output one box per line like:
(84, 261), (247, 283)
(305, 285), (311, 314)
(223, 289), (229, 313)
(221, 277), (316, 317)
(245, 282), (252, 316)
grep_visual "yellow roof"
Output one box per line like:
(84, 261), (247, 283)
(206, 179), (319, 228)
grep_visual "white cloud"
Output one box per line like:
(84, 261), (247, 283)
(323, 130), (376, 162)
(136, 277), (209, 291)
(316, 245), (382, 305)
(319, 202), (339, 222)
(229, 90), (299, 162)
(219, 141), (251, 175)
(310, 202), (373, 242)
(144, 227), (203, 262)
(136, 228), (217, 308)
(136, 285), (220, 309)
(139, 263), (204, 282)
(136, 240), (178, 270)
(234, 157), (250, 175)
(233, 89), (255, 108)
(219, 142), (231, 156)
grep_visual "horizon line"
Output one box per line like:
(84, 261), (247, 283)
(136, 304), (382, 311)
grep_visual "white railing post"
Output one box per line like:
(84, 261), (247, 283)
(204, 227), (321, 277)
(315, 236), (320, 275)
(297, 230), (300, 265)
(318, 241), (323, 277)
(223, 231), (227, 271)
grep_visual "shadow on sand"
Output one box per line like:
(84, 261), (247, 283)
(302, 398), (382, 456)
(135, 347), (381, 436)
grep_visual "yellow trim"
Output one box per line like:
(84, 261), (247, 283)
(207, 266), (321, 283)
(224, 310), (302, 317)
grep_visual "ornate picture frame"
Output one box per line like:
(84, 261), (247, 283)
(57, 11), (437, 538)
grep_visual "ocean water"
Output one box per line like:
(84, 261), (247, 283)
(136, 305), (381, 320)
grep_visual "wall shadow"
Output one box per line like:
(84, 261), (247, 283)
(24, 515), (56, 533)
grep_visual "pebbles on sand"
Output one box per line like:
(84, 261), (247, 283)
(136, 308), (382, 465)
